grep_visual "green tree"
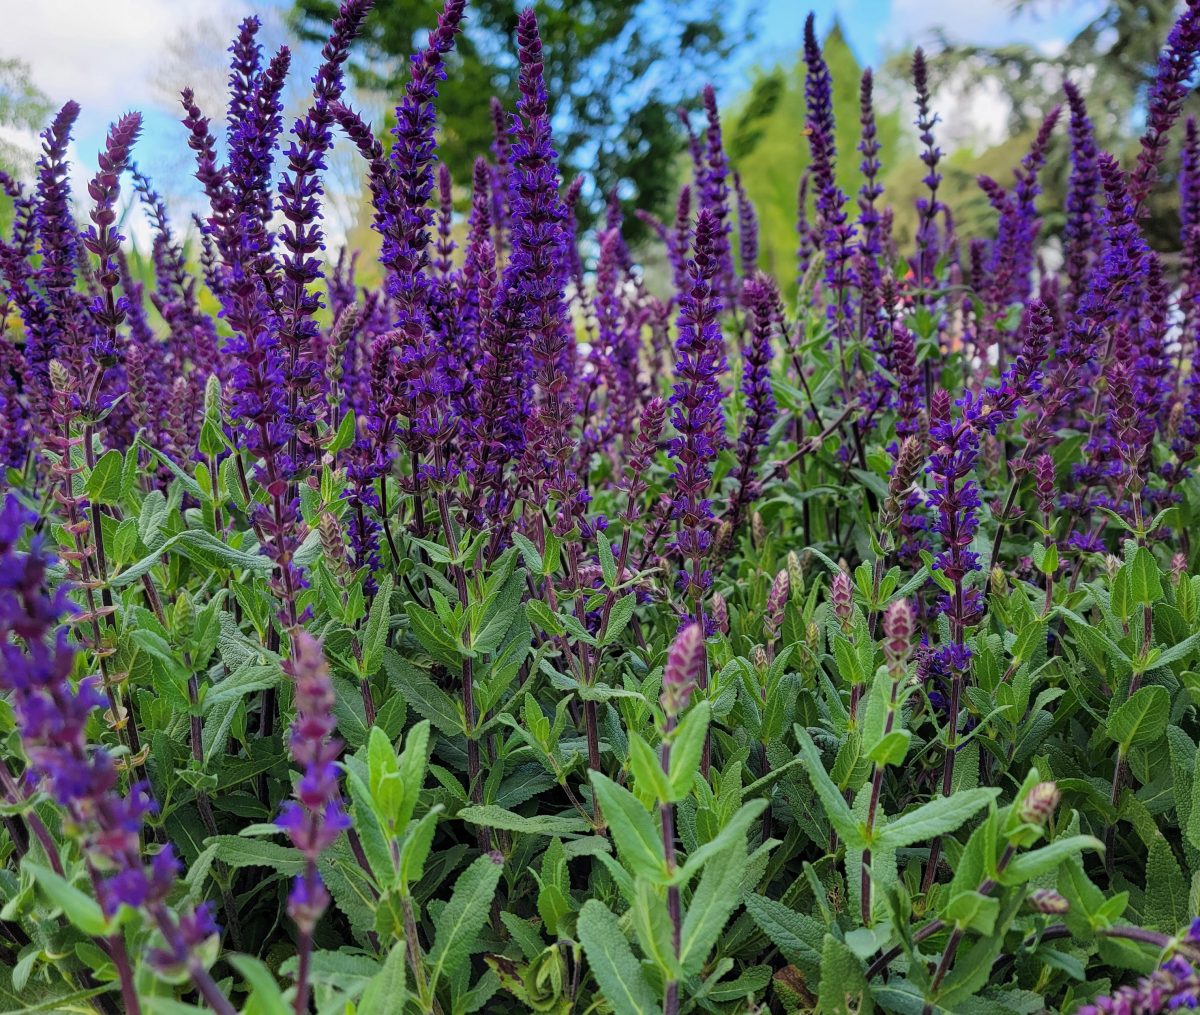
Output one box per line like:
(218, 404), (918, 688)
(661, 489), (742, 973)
(921, 0), (1197, 249)
(290, 0), (734, 234)
(0, 58), (51, 176)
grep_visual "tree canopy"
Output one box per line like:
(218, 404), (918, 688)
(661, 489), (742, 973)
(289, 0), (735, 233)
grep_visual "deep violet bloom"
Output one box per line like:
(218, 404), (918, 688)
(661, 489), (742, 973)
(700, 85), (735, 298)
(0, 497), (192, 921)
(857, 68), (884, 258)
(277, 632), (349, 936)
(734, 172), (759, 280)
(505, 7), (587, 535)
(727, 272), (779, 528)
(803, 18), (857, 372)
(802, 15), (835, 146)
(1129, 0), (1200, 210)
(1079, 942), (1200, 1014)
(82, 112), (142, 367)
(275, 0), (372, 475)
(927, 388), (984, 658)
(1062, 81), (1100, 316)
(911, 49), (943, 288)
(379, 0), (465, 475)
(33, 102), (90, 386)
(489, 95), (512, 243)
(668, 208), (728, 614)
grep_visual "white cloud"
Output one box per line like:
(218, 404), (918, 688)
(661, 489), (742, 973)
(7, 0), (244, 116)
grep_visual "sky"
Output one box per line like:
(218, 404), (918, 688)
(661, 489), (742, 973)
(3, 0), (1104, 229)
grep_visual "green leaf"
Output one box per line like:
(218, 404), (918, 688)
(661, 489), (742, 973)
(679, 798), (768, 882)
(359, 943), (409, 1012)
(631, 880), (680, 979)
(794, 726), (863, 846)
(679, 838), (748, 976)
(84, 449), (124, 506)
(590, 772), (666, 882)
(525, 599), (566, 637)
(667, 701), (710, 802)
(1129, 546), (1164, 606)
(1146, 838), (1189, 934)
(456, 805), (589, 838)
(25, 863), (108, 937)
(384, 651), (461, 736)
(204, 663), (278, 710)
(362, 574), (394, 676)
(1003, 835), (1105, 883)
(427, 852), (504, 994)
(817, 933), (872, 1015)
(1106, 686), (1170, 752)
(628, 733), (672, 805)
(205, 836), (305, 874)
(743, 893), (823, 974)
(577, 900), (660, 1015)
(866, 729), (911, 768)
(599, 593), (636, 647)
(329, 409), (358, 453)
(874, 788), (998, 849)
(228, 955), (290, 1015)
(597, 533), (618, 588)
(112, 530), (271, 587)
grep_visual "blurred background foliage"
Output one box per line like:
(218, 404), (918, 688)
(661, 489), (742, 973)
(0, 0), (1194, 295)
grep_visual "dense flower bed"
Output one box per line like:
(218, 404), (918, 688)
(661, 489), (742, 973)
(2, 0), (1200, 1011)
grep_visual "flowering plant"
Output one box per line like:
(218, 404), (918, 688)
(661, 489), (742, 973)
(0, 1), (1199, 1012)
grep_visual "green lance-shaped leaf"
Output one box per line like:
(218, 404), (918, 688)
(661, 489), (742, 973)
(577, 899), (660, 1015)
(426, 851), (504, 996)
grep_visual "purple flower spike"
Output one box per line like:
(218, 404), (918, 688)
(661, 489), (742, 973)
(661, 622), (705, 719)
(912, 49), (943, 288)
(83, 112), (143, 366)
(1130, 0), (1200, 211)
(668, 208), (728, 615)
(279, 632), (348, 934)
(1062, 81), (1099, 316)
(727, 272), (779, 529)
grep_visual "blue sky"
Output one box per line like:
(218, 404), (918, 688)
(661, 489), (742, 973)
(5, 0), (1103, 223)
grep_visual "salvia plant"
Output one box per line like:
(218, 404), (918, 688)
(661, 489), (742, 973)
(4, 0), (1200, 1012)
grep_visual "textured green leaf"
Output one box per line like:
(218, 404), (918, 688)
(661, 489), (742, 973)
(795, 726), (862, 846)
(427, 852), (504, 992)
(577, 900), (660, 1015)
(1106, 686), (1170, 752)
(875, 788), (998, 849)
(591, 772), (666, 882)
(457, 805), (589, 838)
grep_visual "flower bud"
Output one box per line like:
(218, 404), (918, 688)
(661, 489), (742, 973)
(1104, 554), (1121, 580)
(764, 569), (789, 637)
(1035, 453), (1055, 518)
(752, 645), (768, 671)
(49, 360), (72, 395)
(752, 511), (766, 550)
(806, 621), (820, 653)
(661, 622), (705, 718)
(787, 550), (804, 596)
(990, 566), (1007, 596)
(830, 571), (853, 631)
(883, 599), (913, 674)
(319, 512), (348, 578)
(1020, 781), (1060, 826)
(1171, 552), (1188, 583)
(1027, 888), (1069, 914)
(710, 591), (729, 635)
